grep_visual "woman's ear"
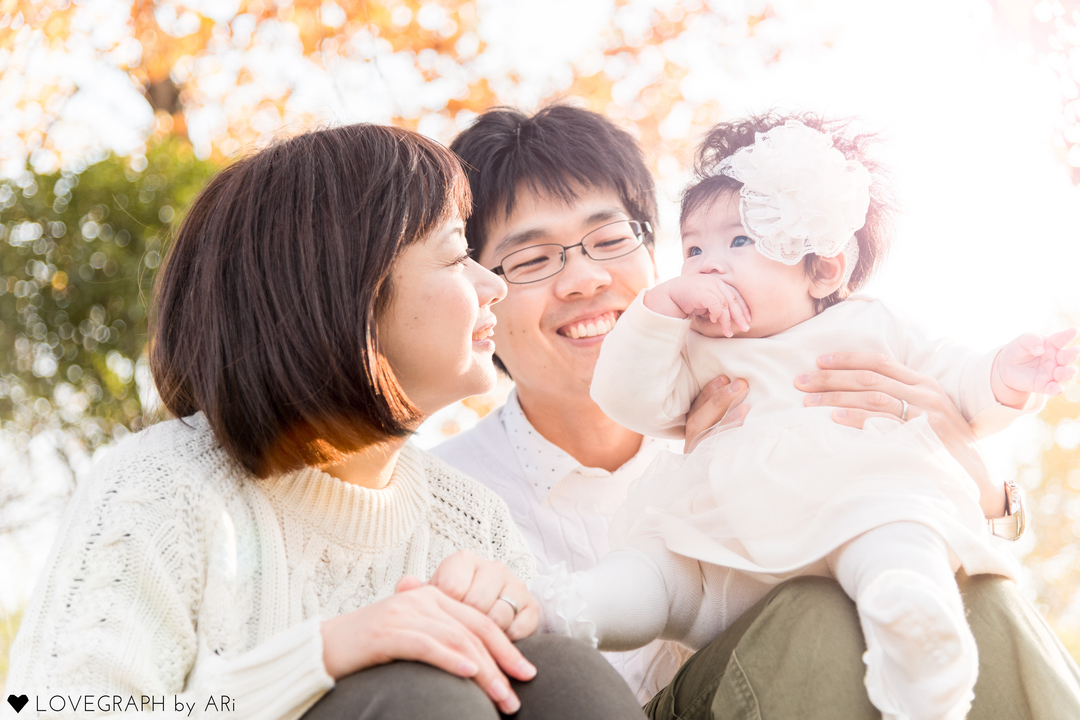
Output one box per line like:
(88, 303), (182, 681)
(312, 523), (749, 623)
(808, 253), (846, 299)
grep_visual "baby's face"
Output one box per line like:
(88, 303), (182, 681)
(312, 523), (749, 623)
(680, 193), (818, 338)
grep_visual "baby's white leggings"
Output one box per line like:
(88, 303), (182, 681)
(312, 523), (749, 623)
(828, 521), (977, 720)
(535, 522), (977, 720)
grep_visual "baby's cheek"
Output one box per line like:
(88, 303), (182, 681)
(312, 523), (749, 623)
(682, 264), (710, 277)
(680, 255), (703, 275)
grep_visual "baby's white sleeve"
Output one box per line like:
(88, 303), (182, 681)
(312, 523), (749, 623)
(530, 539), (773, 652)
(591, 291), (701, 439)
(884, 304), (1044, 437)
(530, 548), (673, 652)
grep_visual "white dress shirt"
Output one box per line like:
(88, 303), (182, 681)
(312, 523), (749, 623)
(432, 391), (693, 703)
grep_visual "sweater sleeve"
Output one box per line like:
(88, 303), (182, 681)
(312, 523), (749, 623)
(5, 437), (206, 719)
(3, 430), (333, 720)
(884, 303), (1044, 437)
(183, 619), (333, 720)
(591, 291), (701, 440)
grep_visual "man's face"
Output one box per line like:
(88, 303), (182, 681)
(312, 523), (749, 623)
(477, 185), (657, 404)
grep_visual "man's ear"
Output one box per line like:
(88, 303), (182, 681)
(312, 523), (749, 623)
(809, 253), (846, 299)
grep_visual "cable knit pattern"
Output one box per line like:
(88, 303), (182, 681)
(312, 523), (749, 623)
(5, 413), (534, 720)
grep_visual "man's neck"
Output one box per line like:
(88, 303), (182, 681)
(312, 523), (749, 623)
(514, 384), (643, 472)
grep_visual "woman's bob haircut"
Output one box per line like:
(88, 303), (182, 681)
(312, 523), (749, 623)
(151, 124), (471, 478)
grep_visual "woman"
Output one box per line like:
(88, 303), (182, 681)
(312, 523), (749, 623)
(4, 125), (646, 720)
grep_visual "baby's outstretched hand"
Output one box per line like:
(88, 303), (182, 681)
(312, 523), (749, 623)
(644, 275), (751, 338)
(993, 328), (1079, 404)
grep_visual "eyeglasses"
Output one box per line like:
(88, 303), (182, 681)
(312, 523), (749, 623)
(490, 219), (652, 284)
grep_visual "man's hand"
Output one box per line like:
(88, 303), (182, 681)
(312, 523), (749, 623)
(795, 351), (1007, 518)
(644, 275), (751, 338)
(684, 375), (750, 453)
(992, 328), (1079, 408)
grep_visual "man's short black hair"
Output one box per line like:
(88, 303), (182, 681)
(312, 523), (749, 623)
(449, 105), (658, 258)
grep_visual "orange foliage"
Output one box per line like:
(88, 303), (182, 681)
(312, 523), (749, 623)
(0, 0), (75, 51)
(4, 0), (795, 173)
(1016, 370), (1080, 659)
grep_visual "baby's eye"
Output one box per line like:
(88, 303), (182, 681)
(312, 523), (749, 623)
(686, 246), (703, 258)
(731, 236), (754, 248)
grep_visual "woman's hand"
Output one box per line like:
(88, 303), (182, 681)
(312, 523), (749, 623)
(425, 551), (538, 641)
(320, 580), (536, 714)
(684, 375), (750, 453)
(794, 351), (1008, 519)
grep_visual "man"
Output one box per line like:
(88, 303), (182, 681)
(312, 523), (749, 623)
(433, 105), (1080, 718)
(437, 105), (701, 701)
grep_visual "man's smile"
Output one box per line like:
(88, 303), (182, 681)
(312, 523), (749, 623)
(556, 310), (623, 339)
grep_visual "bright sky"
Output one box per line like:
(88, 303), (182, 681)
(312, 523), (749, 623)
(674, 0), (1080, 488)
(419, 0), (1080, 454)
(3, 0), (1080, 610)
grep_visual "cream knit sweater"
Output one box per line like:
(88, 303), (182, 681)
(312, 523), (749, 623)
(5, 414), (534, 720)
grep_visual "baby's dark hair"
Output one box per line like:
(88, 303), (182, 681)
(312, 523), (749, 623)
(681, 112), (895, 313)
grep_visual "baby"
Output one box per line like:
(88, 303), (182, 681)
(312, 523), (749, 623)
(532, 116), (1078, 720)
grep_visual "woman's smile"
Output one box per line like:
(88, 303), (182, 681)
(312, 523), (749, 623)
(472, 317), (497, 346)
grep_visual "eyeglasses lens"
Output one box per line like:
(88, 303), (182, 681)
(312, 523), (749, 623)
(583, 220), (640, 260)
(502, 245), (564, 284)
(499, 220), (645, 284)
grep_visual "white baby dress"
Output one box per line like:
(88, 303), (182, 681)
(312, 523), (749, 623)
(591, 293), (1025, 585)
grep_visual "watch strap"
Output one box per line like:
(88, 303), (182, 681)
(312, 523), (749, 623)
(987, 480), (1025, 541)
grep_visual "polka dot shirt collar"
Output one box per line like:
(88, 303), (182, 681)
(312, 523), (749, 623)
(500, 390), (587, 501)
(499, 389), (673, 503)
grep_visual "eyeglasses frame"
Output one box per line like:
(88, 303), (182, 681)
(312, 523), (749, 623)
(489, 219), (653, 285)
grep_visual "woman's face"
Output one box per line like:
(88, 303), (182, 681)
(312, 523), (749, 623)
(378, 210), (508, 417)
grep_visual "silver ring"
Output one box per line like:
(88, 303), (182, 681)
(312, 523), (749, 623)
(497, 595), (520, 617)
(900, 399), (909, 421)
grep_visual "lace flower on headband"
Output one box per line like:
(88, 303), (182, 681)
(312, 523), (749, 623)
(717, 121), (871, 278)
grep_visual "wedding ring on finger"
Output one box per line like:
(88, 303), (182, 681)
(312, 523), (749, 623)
(900, 399), (910, 421)
(497, 595), (520, 617)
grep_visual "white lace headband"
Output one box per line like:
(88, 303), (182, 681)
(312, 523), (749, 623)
(715, 120), (871, 284)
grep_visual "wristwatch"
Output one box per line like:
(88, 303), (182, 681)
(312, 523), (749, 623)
(987, 479), (1025, 541)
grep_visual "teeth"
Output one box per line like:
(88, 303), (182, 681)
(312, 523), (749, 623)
(564, 313), (618, 339)
(472, 327), (494, 341)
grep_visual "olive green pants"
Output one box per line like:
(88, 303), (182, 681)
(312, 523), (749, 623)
(644, 572), (1080, 720)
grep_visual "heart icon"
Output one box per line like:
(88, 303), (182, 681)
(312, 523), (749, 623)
(6, 695), (28, 713)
